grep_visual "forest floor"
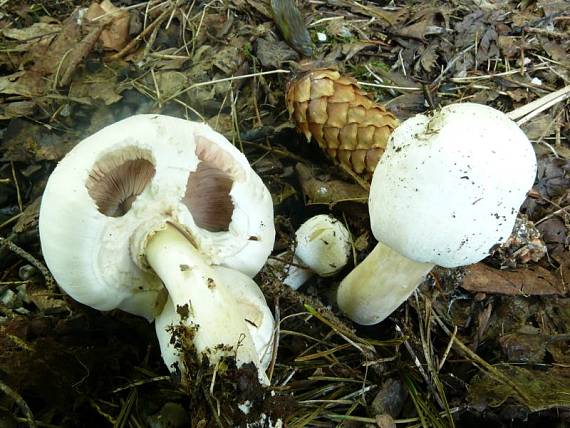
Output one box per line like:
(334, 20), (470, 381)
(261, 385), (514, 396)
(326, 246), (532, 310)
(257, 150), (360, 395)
(0, 0), (569, 427)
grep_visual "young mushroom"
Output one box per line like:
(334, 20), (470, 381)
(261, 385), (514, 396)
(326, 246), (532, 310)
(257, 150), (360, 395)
(337, 103), (537, 325)
(273, 215), (351, 290)
(39, 114), (275, 382)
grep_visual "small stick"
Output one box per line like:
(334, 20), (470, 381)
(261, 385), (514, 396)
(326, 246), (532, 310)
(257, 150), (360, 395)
(507, 85), (570, 125)
(109, 4), (173, 60)
(0, 379), (37, 428)
(0, 237), (55, 291)
(267, 297), (280, 382)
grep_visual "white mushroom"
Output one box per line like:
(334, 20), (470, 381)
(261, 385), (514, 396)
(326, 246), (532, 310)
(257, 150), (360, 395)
(337, 103), (537, 325)
(39, 114), (275, 382)
(273, 215), (351, 290)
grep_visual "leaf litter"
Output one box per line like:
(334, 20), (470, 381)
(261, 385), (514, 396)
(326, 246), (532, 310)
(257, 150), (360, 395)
(0, 0), (569, 426)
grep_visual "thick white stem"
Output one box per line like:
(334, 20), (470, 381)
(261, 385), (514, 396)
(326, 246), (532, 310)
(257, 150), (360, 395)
(337, 242), (434, 325)
(145, 224), (263, 379)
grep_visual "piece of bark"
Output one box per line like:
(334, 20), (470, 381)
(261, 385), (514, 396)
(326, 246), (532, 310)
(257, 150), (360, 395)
(462, 263), (567, 296)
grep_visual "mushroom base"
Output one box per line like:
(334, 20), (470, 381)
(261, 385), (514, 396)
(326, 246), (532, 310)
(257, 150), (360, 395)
(145, 224), (265, 381)
(337, 242), (434, 325)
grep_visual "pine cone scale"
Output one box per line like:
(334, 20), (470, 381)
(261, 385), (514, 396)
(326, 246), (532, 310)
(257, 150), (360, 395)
(309, 98), (328, 123)
(311, 78), (335, 98)
(326, 103), (349, 128)
(323, 127), (340, 148)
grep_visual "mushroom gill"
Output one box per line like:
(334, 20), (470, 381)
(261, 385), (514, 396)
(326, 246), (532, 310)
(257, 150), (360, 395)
(183, 161), (234, 232)
(182, 136), (243, 232)
(87, 156), (156, 217)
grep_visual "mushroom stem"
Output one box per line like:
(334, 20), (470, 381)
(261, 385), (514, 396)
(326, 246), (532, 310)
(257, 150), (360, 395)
(145, 224), (262, 379)
(336, 242), (434, 325)
(268, 252), (314, 290)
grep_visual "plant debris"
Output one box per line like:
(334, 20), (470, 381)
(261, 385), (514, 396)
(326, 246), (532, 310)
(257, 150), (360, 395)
(0, 0), (569, 426)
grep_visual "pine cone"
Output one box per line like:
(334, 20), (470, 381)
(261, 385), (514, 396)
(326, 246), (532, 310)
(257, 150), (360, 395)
(286, 68), (399, 175)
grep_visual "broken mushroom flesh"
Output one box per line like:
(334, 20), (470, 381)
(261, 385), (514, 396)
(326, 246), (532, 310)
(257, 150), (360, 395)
(337, 103), (537, 325)
(39, 114), (275, 380)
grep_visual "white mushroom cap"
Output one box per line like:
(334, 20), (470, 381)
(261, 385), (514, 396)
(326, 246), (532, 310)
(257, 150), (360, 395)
(369, 103), (537, 268)
(294, 214), (351, 277)
(39, 114), (275, 320)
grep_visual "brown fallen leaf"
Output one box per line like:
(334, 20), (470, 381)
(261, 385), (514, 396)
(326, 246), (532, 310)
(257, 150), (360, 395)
(0, 100), (36, 120)
(85, 0), (130, 51)
(329, 0), (408, 27)
(255, 38), (299, 69)
(2, 21), (61, 41)
(499, 332), (547, 364)
(68, 67), (124, 105)
(296, 163), (368, 206)
(462, 263), (567, 296)
(1, 120), (76, 163)
(393, 7), (449, 40)
(0, 71), (45, 97)
(13, 198), (41, 234)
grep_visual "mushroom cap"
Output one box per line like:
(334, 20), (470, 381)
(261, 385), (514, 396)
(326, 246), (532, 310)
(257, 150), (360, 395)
(294, 214), (351, 277)
(39, 115), (275, 320)
(369, 103), (537, 268)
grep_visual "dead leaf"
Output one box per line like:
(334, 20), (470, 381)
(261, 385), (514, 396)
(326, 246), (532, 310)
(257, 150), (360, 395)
(541, 40), (569, 66)
(546, 336), (570, 364)
(0, 71), (45, 97)
(385, 92), (426, 120)
(453, 11), (501, 74)
(538, 0), (569, 16)
(212, 45), (246, 75)
(462, 263), (566, 296)
(296, 163), (368, 206)
(69, 66), (124, 105)
(13, 198), (41, 234)
(497, 35), (521, 59)
(536, 217), (569, 258)
(341, 42), (371, 61)
(327, 0), (408, 27)
(542, 157), (570, 198)
(326, 19), (353, 39)
(2, 22), (61, 41)
(255, 38), (299, 69)
(468, 366), (570, 412)
(499, 333), (547, 363)
(418, 43), (439, 72)
(85, 0), (130, 51)
(231, 0), (273, 19)
(0, 100), (36, 120)
(506, 88), (531, 103)
(152, 71), (188, 100)
(1, 119), (76, 162)
(394, 7), (449, 40)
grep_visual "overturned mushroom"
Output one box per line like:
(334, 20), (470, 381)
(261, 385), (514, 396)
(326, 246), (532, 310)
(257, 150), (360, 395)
(39, 114), (275, 382)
